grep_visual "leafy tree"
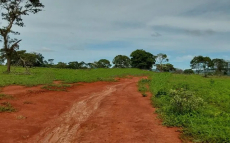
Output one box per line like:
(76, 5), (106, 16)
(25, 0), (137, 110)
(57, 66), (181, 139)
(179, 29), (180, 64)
(1, 49), (44, 67)
(212, 58), (228, 75)
(156, 63), (175, 72)
(184, 69), (194, 74)
(155, 53), (169, 72)
(130, 49), (155, 70)
(112, 55), (131, 68)
(190, 56), (212, 74)
(55, 62), (67, 69)
(68, 61), (87, 69)
(95, 59), (111, 68)
(0, 0), (44, 72)
(48, 59), (54, 65)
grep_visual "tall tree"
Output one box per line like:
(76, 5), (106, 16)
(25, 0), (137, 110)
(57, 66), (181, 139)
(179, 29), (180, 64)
(212, 58), (228, 74)
(0, 0), (44, 72)
(112, 55), (131, 68)
(95, 59), (111, 68)
(155, 53), (169, 72)
(190, 56), (212, 74)
(130, 49), (155, 70)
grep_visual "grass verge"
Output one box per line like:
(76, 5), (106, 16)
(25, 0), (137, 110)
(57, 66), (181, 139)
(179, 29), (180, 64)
(149, 73), (230, 143)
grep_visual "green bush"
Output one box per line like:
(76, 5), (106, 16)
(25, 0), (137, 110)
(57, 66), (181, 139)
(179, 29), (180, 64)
(169, 89), (204, 114)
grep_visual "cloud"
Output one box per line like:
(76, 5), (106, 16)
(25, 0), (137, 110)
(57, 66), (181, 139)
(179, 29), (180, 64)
(37, 47), (54, 53)
(185, 29), (216, 36)
(151, 32), (162, 37)
(148, 16), (230, 33)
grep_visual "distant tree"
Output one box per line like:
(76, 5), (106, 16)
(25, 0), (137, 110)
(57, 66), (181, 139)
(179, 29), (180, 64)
(212, 58), (228, 75)
(48, 59), (54, 65)
(86, 62), (97, 69)
(2, 50), (44, 67)
(96, 59), (111, 68)
(113, 55), (131, 68)
(184, 69), (194, 74)
(68, 61), (87, 69)
(130, 49), (155, 70)
(174, 68), (184, 74)
(156, 63), (175, 72)
(155, 53), (169, 72)
(0, 0), (44, 72)
(190, 56), (212, 75)
(55, 62), (67, 68)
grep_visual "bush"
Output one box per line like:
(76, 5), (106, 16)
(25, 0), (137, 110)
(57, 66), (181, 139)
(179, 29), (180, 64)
(169, 88), (204, 114)
(183, 69), (194, 74)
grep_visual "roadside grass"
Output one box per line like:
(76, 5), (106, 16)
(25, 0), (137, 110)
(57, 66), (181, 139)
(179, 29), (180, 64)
(0, 102), (15, 112)
(138, 78), (150, 97)
(149, 73), (230, 143)
(0, 94), (14, 100)
(42, 84), (71, 91)
(0, 66), (152, 86)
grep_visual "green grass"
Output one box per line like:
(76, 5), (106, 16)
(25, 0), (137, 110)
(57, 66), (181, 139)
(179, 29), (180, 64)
(0, 94), (13, 100)
(0, 102), (15, 112)
(42, 84), (71, 91)
(138, 78), (150, 97)
(0, 66), (152, 86)
(149, 73), (230, 143)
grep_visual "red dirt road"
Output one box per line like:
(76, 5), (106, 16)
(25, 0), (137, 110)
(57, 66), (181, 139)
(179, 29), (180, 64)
(0, 77), (181, 143)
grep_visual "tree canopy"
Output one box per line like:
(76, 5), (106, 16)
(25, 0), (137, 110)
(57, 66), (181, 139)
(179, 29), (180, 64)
(112, 55), (131, 68)
(0, 0), (44, 72)
(95, 59), (111, 68)
(155, 53), (169, 72)
(190, 56), (212, 74)
(130, 49), (155, 70)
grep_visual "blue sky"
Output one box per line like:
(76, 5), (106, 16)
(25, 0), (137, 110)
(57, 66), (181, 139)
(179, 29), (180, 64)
(1, 0), (230, 69)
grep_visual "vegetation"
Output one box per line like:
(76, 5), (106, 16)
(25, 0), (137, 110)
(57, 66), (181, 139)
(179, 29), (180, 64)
(113, 55), (131, 68)
(0, 0), (44, 73)
(0, 66), (152, 86)
(149, 73), (230, 143)
(0, 102), (15, 112)
(183, 69), (194, 74)
(130, 49), (156, 70)
(138, 78), (150, 97)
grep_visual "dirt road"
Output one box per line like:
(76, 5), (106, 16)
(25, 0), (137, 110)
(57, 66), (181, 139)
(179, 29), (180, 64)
(0, 77), (181, 143)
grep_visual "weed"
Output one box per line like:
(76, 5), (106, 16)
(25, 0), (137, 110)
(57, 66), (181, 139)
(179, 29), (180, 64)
(142, 93), (147, 97)
(0, 94), (14, 100)
(0, 102), (15, 112)
(42, 84), (71, 91)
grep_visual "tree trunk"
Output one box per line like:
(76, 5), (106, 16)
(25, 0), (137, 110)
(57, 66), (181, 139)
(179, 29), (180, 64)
(6, 57), (11, 73)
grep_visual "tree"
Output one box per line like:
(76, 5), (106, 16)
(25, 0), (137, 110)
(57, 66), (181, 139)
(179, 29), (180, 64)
(130, 49), (155, 70)
(112, 55), (131, 68)
(48, 59), (54, 65)
(155, 53), (169, 72)
(95, 59), (111, 68)
(68, 61), (87, 69)
(212, 58), (228, 75)
(0, 0), (44, 72)
(156, 63), (175, 72)
(56, 62), (67, 69)
(190, 56), (212, 75)
(184, 69), (194, 74)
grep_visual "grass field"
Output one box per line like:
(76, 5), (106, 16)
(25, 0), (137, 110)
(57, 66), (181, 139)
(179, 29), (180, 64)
(1, 65), (230, 142)
(149, 73), (230, 143)
(0, 65), (152, 86)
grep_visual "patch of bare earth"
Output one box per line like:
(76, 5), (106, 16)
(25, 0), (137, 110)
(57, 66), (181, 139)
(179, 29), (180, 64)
(0, 77), (181, 143)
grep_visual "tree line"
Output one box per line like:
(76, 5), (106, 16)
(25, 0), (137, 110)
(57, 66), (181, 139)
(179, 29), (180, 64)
(0, 49), (176, 72)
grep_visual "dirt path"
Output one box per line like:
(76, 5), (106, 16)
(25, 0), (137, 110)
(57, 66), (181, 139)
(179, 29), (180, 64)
(0, 77), (181, 143)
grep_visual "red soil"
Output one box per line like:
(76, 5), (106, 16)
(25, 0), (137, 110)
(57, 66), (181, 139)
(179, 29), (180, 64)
(0, 77), (181, 143)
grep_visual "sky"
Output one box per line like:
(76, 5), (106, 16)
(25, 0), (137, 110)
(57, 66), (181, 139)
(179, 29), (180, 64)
(1, 0), (230, 69)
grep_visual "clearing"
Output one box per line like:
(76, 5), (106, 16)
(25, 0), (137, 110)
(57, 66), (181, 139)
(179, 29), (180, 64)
(0, 77), (181, 143)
